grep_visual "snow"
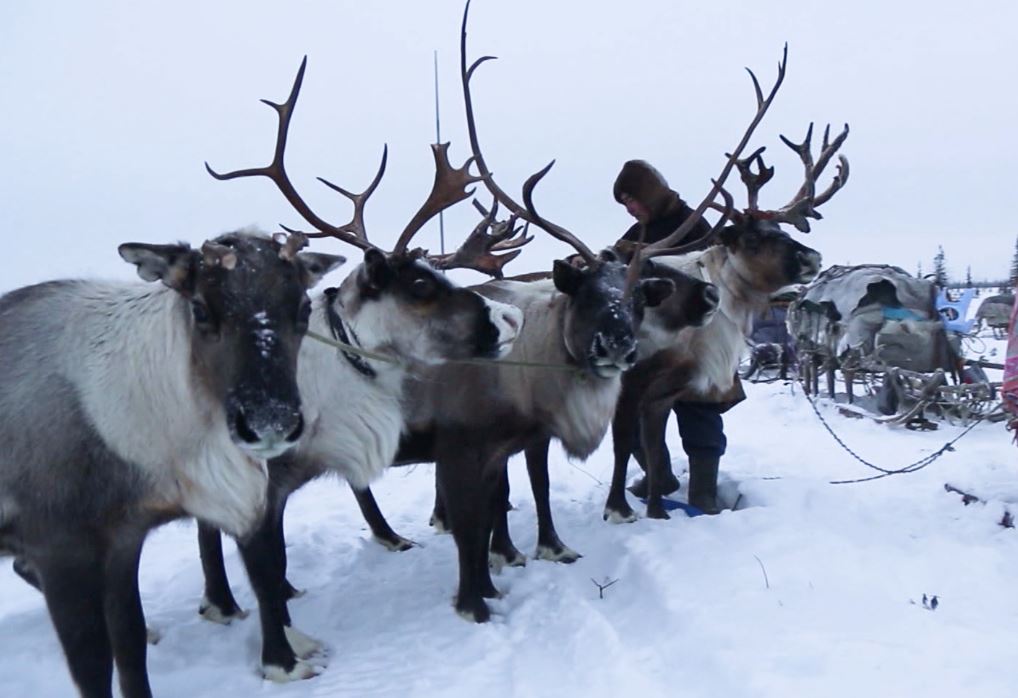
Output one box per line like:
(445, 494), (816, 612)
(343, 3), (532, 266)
(2, 350), (1016, 696)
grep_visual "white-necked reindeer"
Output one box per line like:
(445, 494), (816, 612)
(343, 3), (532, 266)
(343, 1), (722, 625)
(0, 230), (341, 698)
(492, 54), (848, 557)
(604, 121), (848, 521)
(194, 57), (525, 681)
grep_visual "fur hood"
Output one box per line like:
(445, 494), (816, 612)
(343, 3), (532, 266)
(613, 160), (680, 220)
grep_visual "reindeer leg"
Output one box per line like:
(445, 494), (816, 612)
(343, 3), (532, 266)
(489, 458), (526, 571)
(352, 486), (414, 552)
(605, 389), (639, 523)
(238, 493), (320, 682)
(37, 539), (115, 698)
(641, 403), (673, 520)
(527, 438), (580, 562)
(197, 522), (248, 624)
(270, 515), (304, 600)
(105, 530), (153, 698)
(438, 433), (499, 622)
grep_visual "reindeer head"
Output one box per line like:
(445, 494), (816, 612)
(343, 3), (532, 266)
(119, 230), (342, 457)
(458, 4), (686, 378)
(205, 58), (523, 368)
(626, 48), (846, 298)
(715, 122), (848, 292)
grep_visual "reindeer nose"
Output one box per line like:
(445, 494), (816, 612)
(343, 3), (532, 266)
(797, 250), (821, 274)
(592, 332), (638, 369)
(227, 397), (304, 458)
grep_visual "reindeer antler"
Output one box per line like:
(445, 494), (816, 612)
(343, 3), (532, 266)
(460, 0), (598, 265)
(641, 45), (789, 259)
(393, 143), (483, 254)
(427, 199), (533, 278)
(751, 122), (851, 232)
(206, 57), (386, 253)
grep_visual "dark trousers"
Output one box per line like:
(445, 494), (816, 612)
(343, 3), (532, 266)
(633, 401), (727, 470)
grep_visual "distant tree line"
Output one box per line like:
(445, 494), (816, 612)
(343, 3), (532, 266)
(917, 235), (1017, 292)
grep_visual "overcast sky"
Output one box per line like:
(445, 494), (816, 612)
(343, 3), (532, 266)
(1, 0), (1014, 293)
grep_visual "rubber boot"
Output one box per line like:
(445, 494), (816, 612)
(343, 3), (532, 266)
(628, 469), (681, 498)
(687, 454), (722, 515)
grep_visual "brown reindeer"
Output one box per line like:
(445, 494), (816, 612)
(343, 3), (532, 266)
(479, 46), (844, 566)
(603, 121), (849, 522)
(344, 0), (729, 625)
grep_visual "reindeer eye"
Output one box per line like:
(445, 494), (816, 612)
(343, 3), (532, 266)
(410, 276), (436, 299)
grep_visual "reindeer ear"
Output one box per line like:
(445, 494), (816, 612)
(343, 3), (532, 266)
(638, 278), (675, 308)
(552, 259), (585, 296)
(357, 248), (393, 296)
(718, 224), (741, 248)
(297, 252), (346, 289)
(118, 243), (196, 293)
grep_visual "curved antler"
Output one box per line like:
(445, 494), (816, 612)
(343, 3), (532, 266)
(427, 199), (533, 278)
(393, 143), (483, 253)
(642, 44), (789, 258)
(460, 0), (598, 264)
(206, 56), (386, 253)
(754, 122), (851, 232)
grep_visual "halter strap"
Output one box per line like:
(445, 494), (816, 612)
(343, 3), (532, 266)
(323, 287), (378, 379)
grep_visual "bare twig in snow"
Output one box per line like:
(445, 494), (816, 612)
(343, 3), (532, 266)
(753, 555), (770, 589)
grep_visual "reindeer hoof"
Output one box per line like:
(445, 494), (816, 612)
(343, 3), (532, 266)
(284, 626), (325, 660)
(603, 506), (638, 524)
(646, 502), (671, 520)
(374, 533), (415, 552)
(283, 580), (306, 600)
(535, 543), (582, 563)
(146, 627), (163, 646)
(262, 659), (322, 683)
(199, 597), (249, 625)
(489, 549), (526, 573)
(455, 596), (492, 623)
(429, 512), (450, 534)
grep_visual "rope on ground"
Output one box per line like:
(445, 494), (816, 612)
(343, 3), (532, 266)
(792, 379), (987, 485)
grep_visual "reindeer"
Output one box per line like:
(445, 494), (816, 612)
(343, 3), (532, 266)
(335, 1), (728, 626)
(0, 230), (338, 698)
(489, 51), (848, 537)
(471, 46), (847, 568)
(602, 121), (849, 522)
(193, 57), (526, 681)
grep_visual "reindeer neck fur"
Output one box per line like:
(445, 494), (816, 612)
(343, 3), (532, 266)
(49, 282), (267, 537)
(292, 286), (408, 490)
(411, 278), (621, 460)
(655, 247), (771, 397)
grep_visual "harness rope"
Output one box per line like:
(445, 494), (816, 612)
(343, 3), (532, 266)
(793, 379), (990, 484)
(305, 329), (585, 375)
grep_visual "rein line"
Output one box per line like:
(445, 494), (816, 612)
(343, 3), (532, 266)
(306, 330), (584, 374)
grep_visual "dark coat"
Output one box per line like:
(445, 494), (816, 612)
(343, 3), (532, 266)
(613, 160), (744, 412)
(618, 193), (712, 249)
(612, 159), (713, 250)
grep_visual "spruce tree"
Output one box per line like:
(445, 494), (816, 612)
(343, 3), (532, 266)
(966, 266), (973, 288)
(933, 246), (948, 286)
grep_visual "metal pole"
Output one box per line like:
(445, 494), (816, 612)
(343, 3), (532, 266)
(434, 49), (445, 254)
